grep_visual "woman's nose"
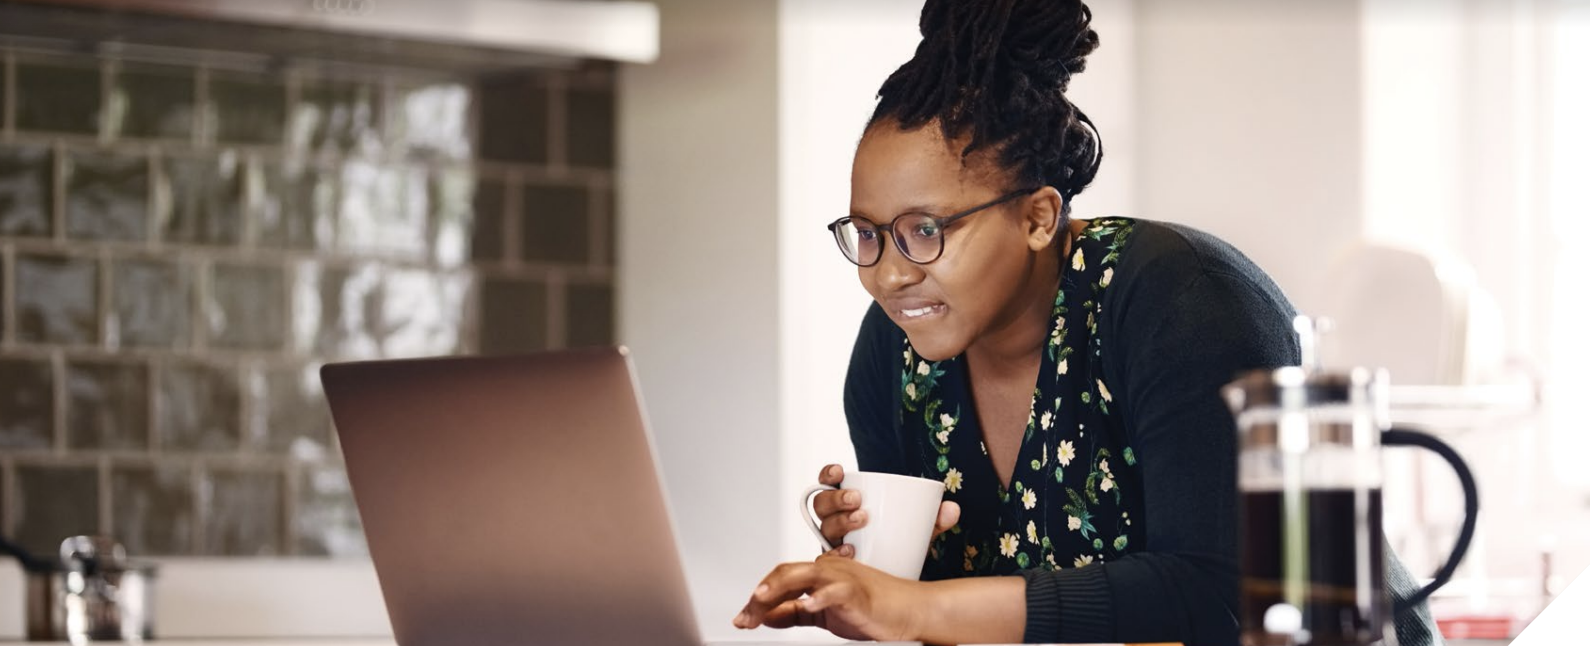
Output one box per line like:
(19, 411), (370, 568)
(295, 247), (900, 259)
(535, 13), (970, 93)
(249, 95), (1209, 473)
(871, 235), (924, 292)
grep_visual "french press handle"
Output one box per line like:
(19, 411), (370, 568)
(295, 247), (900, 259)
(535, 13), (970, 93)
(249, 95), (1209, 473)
(1382, 427), (1479, 615)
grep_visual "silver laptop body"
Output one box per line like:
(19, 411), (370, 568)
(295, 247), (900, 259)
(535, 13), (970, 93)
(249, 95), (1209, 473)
(322, 348), (705, 646)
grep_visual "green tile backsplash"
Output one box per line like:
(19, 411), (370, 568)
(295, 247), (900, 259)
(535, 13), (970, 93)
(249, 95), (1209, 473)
(113, 258), (194, 349)
(206, 74), (287, 146)
(0, 358), (54, 450)
(111, 63), (198, 141)
(15, 253), (99, 344)
(0, 144), (54, 237)
(206, 263), (288, 350)
(64, 150), (150, 242)
(199, 466), (283, 556)
(0, 49), (616, 558)
(156, 361), (242, 452)
(566, 87), (615, 169)
(161, 152), (247, 246)
(65, 359), (151, 451)
(12, 463), (101, 556)
(112, 463), (197, 556)
(520, 182), (589, 264)
(14, 59), (100, 135)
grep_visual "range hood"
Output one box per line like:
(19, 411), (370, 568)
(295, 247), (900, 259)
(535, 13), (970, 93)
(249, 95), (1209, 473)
(0, 0), (658, 71)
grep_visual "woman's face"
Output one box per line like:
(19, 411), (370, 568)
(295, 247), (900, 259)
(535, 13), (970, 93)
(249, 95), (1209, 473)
(849, 122), (1055, 361)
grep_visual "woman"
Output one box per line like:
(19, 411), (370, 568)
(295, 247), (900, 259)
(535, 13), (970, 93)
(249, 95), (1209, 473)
(733, 1), (1440, 645)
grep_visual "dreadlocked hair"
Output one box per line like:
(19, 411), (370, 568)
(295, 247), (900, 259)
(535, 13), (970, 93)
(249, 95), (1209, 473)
(870, 0), (1102, 210)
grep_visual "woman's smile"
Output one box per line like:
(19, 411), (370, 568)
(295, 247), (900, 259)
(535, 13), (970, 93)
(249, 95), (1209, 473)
(898, 303), (947, 321)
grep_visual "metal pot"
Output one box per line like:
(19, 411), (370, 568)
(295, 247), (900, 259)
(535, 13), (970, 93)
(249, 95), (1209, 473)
(2, 535), (157, 644)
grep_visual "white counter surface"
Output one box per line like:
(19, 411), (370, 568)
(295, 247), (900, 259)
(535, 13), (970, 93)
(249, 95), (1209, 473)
(0, 560), (391, 641)
(4, 642), (396, 646)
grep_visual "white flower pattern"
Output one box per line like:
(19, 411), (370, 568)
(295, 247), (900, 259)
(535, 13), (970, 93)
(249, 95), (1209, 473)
(900, 218), (1139, 580)
(1000, 533), (1020, 558)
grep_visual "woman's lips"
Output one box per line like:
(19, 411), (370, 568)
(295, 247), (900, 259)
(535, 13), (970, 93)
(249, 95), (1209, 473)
(898, 303), (947, 321)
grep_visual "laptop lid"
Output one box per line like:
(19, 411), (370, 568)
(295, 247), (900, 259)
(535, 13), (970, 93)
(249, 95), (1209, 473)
(321, 348), (701, 646)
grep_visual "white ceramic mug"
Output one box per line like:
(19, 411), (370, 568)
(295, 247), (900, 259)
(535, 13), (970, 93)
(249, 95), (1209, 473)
(799, 471), (945, 580)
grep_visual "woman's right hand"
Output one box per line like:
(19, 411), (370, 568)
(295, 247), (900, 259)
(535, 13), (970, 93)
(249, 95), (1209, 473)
(811, 464), (962, 549)
(812, 464), (867, 548)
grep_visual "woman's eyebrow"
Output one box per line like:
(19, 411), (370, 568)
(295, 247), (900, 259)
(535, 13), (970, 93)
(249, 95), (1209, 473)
(851, 203), (944, 219)
(894, 203), (942, 215)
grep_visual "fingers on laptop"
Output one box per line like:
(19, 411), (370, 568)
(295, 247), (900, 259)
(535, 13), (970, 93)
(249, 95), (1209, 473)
(734, 562), (821, 629)
(759, 599), (815, 629)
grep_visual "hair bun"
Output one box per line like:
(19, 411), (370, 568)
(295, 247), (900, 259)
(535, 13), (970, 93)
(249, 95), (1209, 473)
(999, 1), (1098, 90)
(874, 0), (1104, 204)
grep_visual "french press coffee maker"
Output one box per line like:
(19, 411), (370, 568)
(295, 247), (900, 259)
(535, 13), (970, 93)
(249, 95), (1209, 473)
(1224, 317), (1479, 646)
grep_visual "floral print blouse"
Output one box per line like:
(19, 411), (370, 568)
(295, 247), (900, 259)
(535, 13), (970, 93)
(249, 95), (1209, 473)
(902, 217), (1146, 580)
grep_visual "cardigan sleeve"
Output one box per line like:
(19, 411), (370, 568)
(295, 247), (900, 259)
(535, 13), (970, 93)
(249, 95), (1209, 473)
(844, 302), (908, 476)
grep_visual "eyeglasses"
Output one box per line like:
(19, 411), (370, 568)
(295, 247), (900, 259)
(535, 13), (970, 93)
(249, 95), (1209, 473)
(826, 188), (1041, 267)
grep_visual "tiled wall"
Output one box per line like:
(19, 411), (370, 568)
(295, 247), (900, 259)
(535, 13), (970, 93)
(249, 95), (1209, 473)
(0, 48), (616, 557)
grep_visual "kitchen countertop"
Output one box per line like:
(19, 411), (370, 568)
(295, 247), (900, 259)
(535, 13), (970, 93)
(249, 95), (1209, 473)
(1, 642), (396, 646)
(6, 561), (1581, 646)
(0, 560), (390, 641)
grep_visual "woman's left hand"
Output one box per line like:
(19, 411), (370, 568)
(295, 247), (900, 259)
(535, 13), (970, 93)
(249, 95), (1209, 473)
(732, 549), (928, 642)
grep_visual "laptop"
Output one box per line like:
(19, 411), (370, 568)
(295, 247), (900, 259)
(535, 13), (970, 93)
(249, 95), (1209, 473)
(322, 348), (906, 646)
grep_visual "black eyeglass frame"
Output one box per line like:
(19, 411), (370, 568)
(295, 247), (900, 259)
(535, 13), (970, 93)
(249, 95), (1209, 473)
(826, 187), (1043, 267)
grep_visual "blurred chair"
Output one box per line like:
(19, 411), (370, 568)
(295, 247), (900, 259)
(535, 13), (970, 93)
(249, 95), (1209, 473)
(1317, 241), (1506, 387)
(1318, 240), (1545, 638)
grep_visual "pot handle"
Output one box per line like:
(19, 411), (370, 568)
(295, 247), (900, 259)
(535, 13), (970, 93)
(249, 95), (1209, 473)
(0, 534), (52, 573)
(1382, 427), (1479, 615)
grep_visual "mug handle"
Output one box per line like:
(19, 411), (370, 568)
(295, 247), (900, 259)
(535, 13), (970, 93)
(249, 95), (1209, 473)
(800, 484), (839, 552)
(1382, 427), (1480, 615)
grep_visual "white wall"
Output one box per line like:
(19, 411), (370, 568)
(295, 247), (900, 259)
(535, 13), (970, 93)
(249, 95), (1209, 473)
(773, 0), (923, 574)
(1130, 0), (1590, 609)
(1134, 0), (1365, 313)
(1066, 0), (1139, 220)
(1358, 0), (1590, 602)
(616, 0), (785, 640)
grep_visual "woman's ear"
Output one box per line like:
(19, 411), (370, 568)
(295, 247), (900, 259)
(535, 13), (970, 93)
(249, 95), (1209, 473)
(1024, 186), (1065, 252)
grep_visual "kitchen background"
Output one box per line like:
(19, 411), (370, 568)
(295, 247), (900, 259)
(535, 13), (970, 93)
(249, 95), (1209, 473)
(0, 11), (618, 558)
(1, 0), (1587, 644)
